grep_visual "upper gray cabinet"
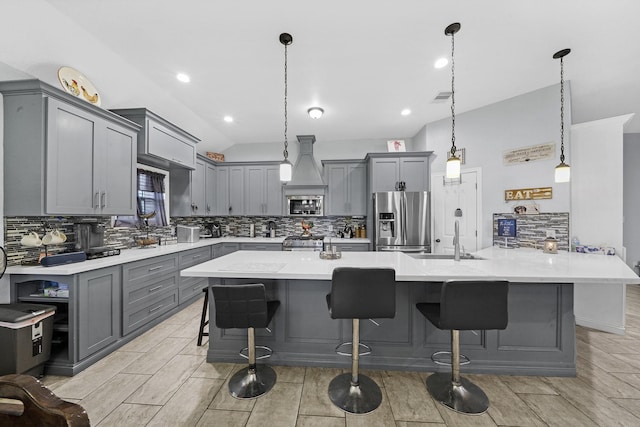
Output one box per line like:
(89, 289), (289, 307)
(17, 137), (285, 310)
(110, 108), (199, 170)
(216, 165), (245, 216)
(323, 160), (367, 216)
(366, 152), (432, 193)
(171, 155), (217, 217)
(244, 164), (283, 216)
(0, 80), (139, 216)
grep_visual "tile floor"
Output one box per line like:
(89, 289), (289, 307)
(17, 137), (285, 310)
(41, 285), (640, 426)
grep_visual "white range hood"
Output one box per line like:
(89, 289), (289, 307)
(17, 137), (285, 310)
(285, 135), (326, 195)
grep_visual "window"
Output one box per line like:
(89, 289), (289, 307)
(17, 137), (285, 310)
(114, 165), (169, 227)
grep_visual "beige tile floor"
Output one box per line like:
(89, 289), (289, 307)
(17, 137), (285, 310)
(41, 285), (640, 426)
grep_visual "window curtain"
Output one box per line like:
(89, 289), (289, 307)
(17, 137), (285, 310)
(137, 169), (168, 226)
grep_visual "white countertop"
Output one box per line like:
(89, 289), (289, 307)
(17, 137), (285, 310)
(181, 246), (640, 284)
(5, 237), (286, 276)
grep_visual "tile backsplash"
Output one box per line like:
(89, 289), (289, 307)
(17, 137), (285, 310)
(4, 215), (366, 266)
(492, 212), (569, 250)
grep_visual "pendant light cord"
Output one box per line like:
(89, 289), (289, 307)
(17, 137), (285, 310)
(450, 30), (457, 157)
(559, 56), (565, 163)
(283, 42), (289, 161)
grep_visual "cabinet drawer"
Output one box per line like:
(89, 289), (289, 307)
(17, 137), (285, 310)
(179, 247), (211, 268)
(239, 243), (281, 251)
(123, 254), (178, 285)
(179, 276), (208, 304)
(123, 272), (179, 309)
(122, 288), (178, 336)
(335, 243), (370, 252)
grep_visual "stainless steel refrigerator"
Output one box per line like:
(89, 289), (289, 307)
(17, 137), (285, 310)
(374, 191), (430, 254)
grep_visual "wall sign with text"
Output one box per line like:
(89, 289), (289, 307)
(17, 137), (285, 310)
(503, 143), (555, 165)
(504, 187), (552, 201)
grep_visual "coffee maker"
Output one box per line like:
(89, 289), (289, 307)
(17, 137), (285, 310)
(75, 222), (120, 259)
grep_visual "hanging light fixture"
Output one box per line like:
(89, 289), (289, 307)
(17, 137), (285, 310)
(279, 33), (293, 182)
(445, 23), (461, 179)
(553, 48), (571, 183)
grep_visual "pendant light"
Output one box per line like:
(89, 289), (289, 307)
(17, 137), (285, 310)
(279, 33), (293, 182)
(445, 23), (461, 179)
(554, 48), (571, 183)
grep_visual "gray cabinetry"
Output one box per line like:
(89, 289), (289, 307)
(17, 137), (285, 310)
(0, 80), (139, 216)
(111, 108), (199, 170)
(332, 242), (370, 252)
(170, 158), (205, 217)
(239, 243), (282, 251)
(216, 165), (245, 215)
(213, 243), (240, 258)
(78, 267), (121, 360)
(367, 152), (432, 193)
(323, 160), (367, 216)
(178, 247), (211, 303)
(171, 156), (217, 217)
(122, 254), (179, 335)
(205, 163), (217, 215)
(245, 164), (283, 215)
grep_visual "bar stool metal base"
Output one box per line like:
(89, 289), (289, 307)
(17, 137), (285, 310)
(426, 372), (489, 415)
(228, 364), (277, 400)
(328, 373), (382, 414)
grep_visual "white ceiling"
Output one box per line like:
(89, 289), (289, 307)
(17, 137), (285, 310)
(2, 0), (639, 154)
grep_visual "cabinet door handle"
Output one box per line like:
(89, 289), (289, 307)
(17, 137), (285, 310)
(148, 265), (163, 271)
(94, 192), (100, 209)
(192, 255), (201, 259)
(101, 192), (107, 208)
(148, 285), (163, 292)
(229, 206), (232, 213)
(149, 304), (164, 313)
(206, 204), (211, 212)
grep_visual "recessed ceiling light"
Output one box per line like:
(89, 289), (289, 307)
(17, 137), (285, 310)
(401, 108), (411, 116)
(434, 58), (448, 69)
(307, 107), (324, 119)
(176, 73), (190, 83)
(223, 116), (233, 123)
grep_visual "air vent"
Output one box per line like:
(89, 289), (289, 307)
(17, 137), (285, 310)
(432, 91), (452, 103)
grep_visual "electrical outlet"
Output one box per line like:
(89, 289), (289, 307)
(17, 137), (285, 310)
(546, 229), (556, 238)
(329, 225), (334, 232)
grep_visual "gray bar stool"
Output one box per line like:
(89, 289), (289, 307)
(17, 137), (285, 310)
(326, 267), (396, 414)
(416, 280), (509, 415)
(211, 283), (280, 399)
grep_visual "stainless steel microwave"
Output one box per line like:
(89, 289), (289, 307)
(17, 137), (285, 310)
(286, 195), (324, 216)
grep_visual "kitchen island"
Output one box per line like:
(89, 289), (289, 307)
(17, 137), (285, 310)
(181, 247), (639, 377)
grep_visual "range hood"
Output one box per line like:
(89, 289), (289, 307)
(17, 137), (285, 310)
(285, 135), (326, 194)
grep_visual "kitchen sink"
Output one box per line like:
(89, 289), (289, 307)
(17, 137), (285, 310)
(407, 253), (484, 260)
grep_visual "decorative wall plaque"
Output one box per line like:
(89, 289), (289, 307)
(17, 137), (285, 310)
(503, 143), (555, 165)
(504, 187), (552, 201)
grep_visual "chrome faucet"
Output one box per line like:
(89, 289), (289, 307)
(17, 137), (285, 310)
(454, 220), (461, 261)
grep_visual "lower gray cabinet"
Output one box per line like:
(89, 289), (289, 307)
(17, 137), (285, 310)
(333, 243), (370, 252)
(214, 243), (240, 258)
(78, 266), (121, 360)
(239, 243), (281, 251)
(122, 254), (179, 335)
(178, 247), (211, 303)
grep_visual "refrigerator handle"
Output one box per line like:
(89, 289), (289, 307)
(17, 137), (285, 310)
(402, 192), (408, 243)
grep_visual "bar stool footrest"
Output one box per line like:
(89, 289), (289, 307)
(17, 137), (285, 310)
(335, 341), (372, 357)
(239, 345), (273, 360)
(431, 350), (470, 366)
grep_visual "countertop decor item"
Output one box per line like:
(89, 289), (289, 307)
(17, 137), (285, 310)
(57, 66), (101, 106)
(301, 220), (314, 236)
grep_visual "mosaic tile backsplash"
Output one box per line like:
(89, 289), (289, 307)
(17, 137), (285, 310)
(492, 212), (570, 251)
(4, 215), (366, 266)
